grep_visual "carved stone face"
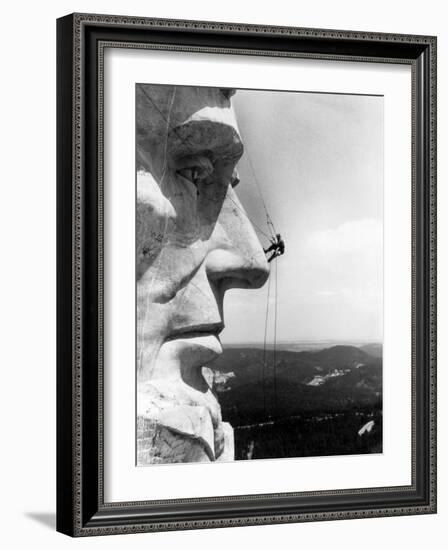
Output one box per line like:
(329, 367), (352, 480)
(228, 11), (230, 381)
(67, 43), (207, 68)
(136, 85), (269, 464)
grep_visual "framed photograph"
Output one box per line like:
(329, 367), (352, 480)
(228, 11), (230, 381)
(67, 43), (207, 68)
(56, 13), (437, 536)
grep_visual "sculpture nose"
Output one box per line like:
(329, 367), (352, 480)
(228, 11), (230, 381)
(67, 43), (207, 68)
(205, 186), (270, 291)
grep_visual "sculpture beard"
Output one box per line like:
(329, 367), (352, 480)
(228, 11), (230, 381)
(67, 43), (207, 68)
(136, 85), (269, 464)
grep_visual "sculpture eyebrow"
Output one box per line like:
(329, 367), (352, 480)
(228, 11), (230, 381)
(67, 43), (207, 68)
(170, 123), (244, 172)
(140, 86), (243, 171)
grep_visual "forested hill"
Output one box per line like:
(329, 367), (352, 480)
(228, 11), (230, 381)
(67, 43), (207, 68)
(210, 344), (382, 439)
(208, 344), (382, 459)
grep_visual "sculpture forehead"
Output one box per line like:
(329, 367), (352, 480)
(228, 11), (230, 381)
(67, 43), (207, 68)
(137, 84), (240, 136)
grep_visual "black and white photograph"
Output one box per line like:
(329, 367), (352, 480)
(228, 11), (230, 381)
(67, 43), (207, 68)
(135, 83), (383, 465)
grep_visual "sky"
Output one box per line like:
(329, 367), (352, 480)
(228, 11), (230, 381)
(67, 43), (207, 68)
(221, 89), (383, 345)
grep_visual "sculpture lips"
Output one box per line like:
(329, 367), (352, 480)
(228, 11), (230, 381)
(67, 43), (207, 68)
(166, 323), (224, 340)
(164, 328), (223, 368)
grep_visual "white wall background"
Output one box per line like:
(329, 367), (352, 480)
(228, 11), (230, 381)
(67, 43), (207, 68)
(0, 1), (445, 548)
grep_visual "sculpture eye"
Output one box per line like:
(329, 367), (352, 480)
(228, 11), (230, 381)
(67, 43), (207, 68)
(176, 166), (201, 186)
(175, 155), (214, 188)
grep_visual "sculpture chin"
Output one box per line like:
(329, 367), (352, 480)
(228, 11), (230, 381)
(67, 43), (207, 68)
(137, 354), (233, 464)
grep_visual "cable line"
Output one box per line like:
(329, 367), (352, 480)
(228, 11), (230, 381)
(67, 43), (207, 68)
(225, 194), (272, 241)
(273, 258), (279, 419)
(262, 264), (272, 417)
(243, 143), (277, 239)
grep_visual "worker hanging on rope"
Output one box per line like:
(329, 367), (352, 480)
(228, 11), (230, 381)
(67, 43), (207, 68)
(264, 233), (285, 263)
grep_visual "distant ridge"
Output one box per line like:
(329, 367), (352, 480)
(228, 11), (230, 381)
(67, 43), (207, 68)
(222, 341), (382, 354)
(359, 343), (383, 358)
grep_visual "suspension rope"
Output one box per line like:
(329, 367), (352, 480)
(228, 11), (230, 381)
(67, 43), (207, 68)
(243, 143), (277, 239)
(225, 194), (272, 241)
(262, 264), (272, 417)
(273, 258), (279, 419)
(267, 216), (277, 236)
